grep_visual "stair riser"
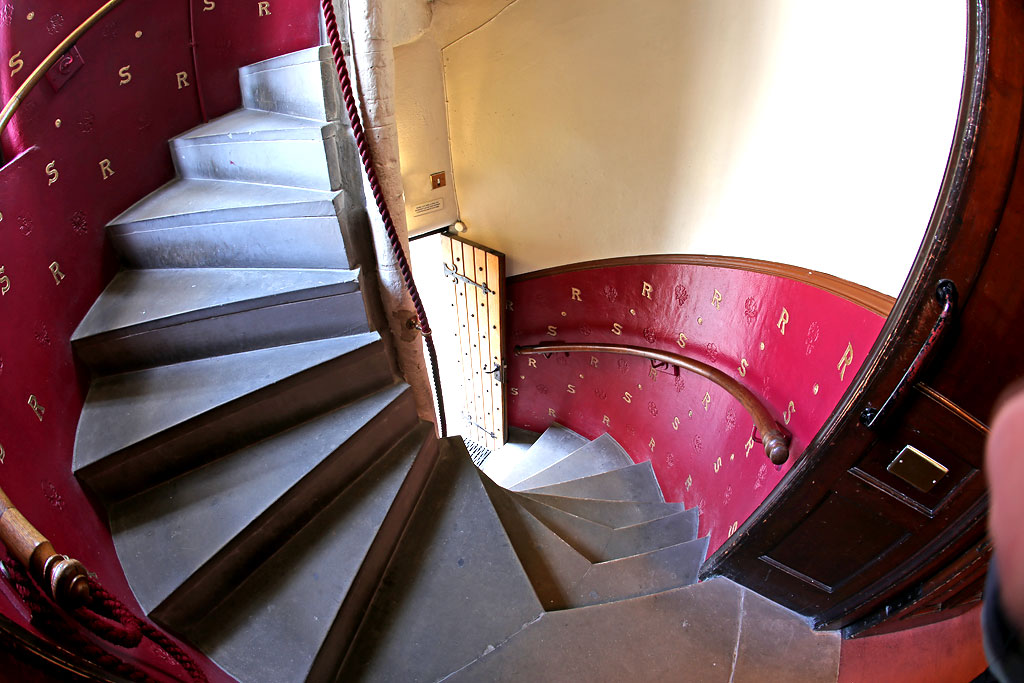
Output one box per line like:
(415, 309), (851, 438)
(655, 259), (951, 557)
(172, 134), (343, 190)
(517, 496), (699, 563)
(306, 433), (442, 683)
(75, 341), (394, 501)
(109, 215), (352, 269)
(240, 53), (341, 121)
(487, 423), (587, 488)
(152, 390), (420, 630)
(523, 462), (665, 503)
(521, 493), (685, 528)
(74, 288), (370, 375)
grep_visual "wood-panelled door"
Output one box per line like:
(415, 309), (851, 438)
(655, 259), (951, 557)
(441, 234), (507, 453)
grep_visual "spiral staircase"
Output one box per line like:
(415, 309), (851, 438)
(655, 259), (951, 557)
(69, 45), (839, 682)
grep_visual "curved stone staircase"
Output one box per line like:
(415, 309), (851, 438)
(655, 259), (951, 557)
(69, 46), (839, 682)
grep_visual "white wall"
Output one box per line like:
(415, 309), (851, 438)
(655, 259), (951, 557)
(397, 0), (965, 296)
(394, 36), (459, 232)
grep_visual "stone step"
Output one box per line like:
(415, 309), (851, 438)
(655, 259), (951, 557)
(512, 493), (700, 562)
(510, 433), (635, 490)
(519, 492), (686, 528)
(240, 45), (342, 122)
(111, 383), (414, 627)
(473, 426), (539, 471)
(74, 333), (392, 502)
(522, 461), (666, 503)
(448, 579), (842, 682)
(338, 441), (543, 683)
(110, 214), (356, 270)
(108, 178), (343, 234)
(446, 580), (742, 681)
(483, 479), (707, 611)
(180, 424), (438, 683)
(72, 267), (368, 374)
(171, 109), (344, 190)
(482, 423), (588, 487)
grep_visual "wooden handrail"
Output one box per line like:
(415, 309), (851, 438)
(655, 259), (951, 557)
(0, 486), (90, 607)
(0, 0), (126, 138)
(515, 342), (791, 465)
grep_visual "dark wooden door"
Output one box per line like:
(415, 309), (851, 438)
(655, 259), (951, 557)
(702, 0), (1024, 633)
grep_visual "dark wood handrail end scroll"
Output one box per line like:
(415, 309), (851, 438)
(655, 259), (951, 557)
(0, 488), (90, 608)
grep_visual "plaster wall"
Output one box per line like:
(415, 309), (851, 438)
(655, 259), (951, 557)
(399, 0), (965, 296)
(395, 36), (459, 232)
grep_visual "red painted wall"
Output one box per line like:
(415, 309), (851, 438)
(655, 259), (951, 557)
(0, 2), (319, 679)
(838, 604), (986, 682)
(507, 262), (886, 553)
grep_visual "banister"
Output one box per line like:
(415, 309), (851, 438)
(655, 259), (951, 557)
(0, 485), (90, 607)
(0, 0), (126, 138)
(515, 342), (791, 465)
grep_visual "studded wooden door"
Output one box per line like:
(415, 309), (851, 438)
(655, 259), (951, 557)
(440, 234), (507, 453)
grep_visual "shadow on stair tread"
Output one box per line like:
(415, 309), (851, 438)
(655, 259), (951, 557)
(512, 491), (700, 563)
(74, 333), (393, 501)
(509, 432), (634, 491)
(339, 438), (543, 683)
(180, 423), (436, 683)
(111, 383), (415, 626)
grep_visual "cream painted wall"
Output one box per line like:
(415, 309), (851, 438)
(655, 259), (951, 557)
(395, 36), (459, 232)
(426, 0), (965, 296)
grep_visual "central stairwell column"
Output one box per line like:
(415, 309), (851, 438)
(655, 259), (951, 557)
(342, 0), (436, 424)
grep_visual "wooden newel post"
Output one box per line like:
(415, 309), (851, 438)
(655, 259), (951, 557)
(0, 487), (90, 607)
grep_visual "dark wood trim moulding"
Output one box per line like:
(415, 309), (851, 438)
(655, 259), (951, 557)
(509, 254), (896, 317)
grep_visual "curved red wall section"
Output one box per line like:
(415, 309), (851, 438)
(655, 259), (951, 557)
(0, 3), (318, 680)
(506, 261), (887, 554)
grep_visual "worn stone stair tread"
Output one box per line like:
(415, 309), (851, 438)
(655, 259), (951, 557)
(74, 332), (391, 499)
(512, 493), (700, 562)
(482, 478), (706, 611)
(109, 178), (341, 232)
(518, 491), (686, 528)
(109, 214), (354, 270)
(240, 46), (341, 122)
(485, 423), (588, 488)
(174, 108), (329, 144)
(339, 441), (543, 683)
(110, 382), (411, 618)
(510, 433), (635, 490)
(446, 579), (747, 682)
(476, 426), (540, 476)
(73, 267), (360, 341)
(180, 424), (433, 683)
(521, 461), (665, 502)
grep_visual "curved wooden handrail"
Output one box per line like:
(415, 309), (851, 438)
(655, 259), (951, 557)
(0, 486), (90, 607)
(515, 342), (791, 465)
(0, 0), (126, 138)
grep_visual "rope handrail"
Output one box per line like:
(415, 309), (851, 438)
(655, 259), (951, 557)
(515, 342), (791, 465)
(0, 0), (126, 138)
(321, 0), (446, 437)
